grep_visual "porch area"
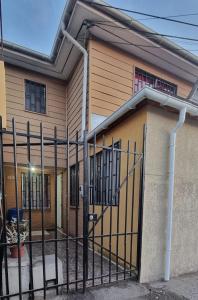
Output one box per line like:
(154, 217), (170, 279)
(2, 229), (132, 298)
(0, 117), (144, 298)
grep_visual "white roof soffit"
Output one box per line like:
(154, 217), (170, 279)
(2, 0), (198, 82)
(88, 0), (198, 63)
(81, 1), (198, 83)
(88, 86), (198, 140)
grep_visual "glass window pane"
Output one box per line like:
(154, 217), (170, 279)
(134, 68), (177, 96)
(89, 142), (121, 206)
(25, 80), (46, 114)
(21, 173), (50, 209)
(70, 164), (79, 206)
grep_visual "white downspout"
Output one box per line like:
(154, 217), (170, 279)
(62, 24), (88, 140)
(165, 107), (187, 281)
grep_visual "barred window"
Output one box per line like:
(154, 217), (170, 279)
(22, 173), (50, 209)
(70, 164), (79, 207)
(134, 68), (177, 96)
(90, 142), (121, 206)
(25, 80), (46, 114)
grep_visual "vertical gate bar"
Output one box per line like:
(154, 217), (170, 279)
(66, 127), (69, 293)
(32, 176), (35, 209)
(109, 138), (114, 283)
(0, 116), (9, 298)
(116, 140), (121, 280)
(124, 141), (130, 279)
(100, 135), (105, 284)
(129, 142), (136, 276)
(107, 142), (111, 208)
(36, 176), (38, 209)
(75, 131), (79, 291)
(27, 121), (34, 298)
(137, 125), (146, 279)
(12, 118), (22, 300)
(54, 126), (59, 294)
(92, 132), (96, 286)
(83, 130), (89, 293)
(40, 123), (46, 299)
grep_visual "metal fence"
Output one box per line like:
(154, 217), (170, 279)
(0, 117), (145, 299)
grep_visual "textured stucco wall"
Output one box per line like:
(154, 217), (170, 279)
(140, 105), (198, 283)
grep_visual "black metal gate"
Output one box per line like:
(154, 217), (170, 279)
(0, 117), (145, 299)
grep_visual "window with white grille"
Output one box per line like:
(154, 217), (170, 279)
(134, 68), (177, 96)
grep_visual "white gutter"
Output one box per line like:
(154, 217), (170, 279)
(88, 86), (198, 140)
(62, 24), (88, 140)
(164, 107), (186, 281)
(88, 86), (198, 281)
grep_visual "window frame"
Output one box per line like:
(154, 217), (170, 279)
(24, 79), (47, 114)
(70, 163), (79, 207)
(90, 142), (121, 206)
(21, 173), (51, 210)
(134, 67), (177, 96)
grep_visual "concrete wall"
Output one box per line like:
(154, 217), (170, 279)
(140, 105), (198, 283)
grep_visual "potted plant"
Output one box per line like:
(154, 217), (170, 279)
(6, 219), (28, 258)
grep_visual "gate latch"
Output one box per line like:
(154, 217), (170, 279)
(88, 213), (97, 222)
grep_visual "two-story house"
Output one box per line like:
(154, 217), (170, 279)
(1, 0), (198, 296)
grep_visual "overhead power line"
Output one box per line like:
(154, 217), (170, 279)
(88, 24), (198, 69)
(85, 1), (198, 28)
(137, 12), (198, 22)
(92, 23), (198, 43)
(78, 36), (198, 53)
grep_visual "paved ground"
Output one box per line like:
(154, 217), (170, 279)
(22, 231), (198, 299)
(149, 272), (198, 300)
(32, 230), (128, 293)
(34, 272), (198, 299)
(35, 278), (188, 300)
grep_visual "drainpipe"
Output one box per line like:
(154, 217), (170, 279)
(165, 107), (187, 281)
(86, 86), (198, 280)
(62, 24), (88, 140)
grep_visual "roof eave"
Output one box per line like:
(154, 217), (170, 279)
(88, 87), (198, 140)
(85, 0), (198, 66)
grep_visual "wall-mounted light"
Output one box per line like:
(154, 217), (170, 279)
(30, 166), (36, 173)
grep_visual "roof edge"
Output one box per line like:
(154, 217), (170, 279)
(88, 87), (198, 140)
(84, 0), (198, 66)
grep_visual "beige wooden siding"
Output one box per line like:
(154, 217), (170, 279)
(4, 64), (67, 167)
(88, 39), (192, 127)
(67, 58), (83, 141)
(0, 61), (6, 128)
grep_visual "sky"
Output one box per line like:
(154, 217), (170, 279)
(2, 0), (198, 56)
(2, 0), (66, 55)
(106, 0), (198, 56)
